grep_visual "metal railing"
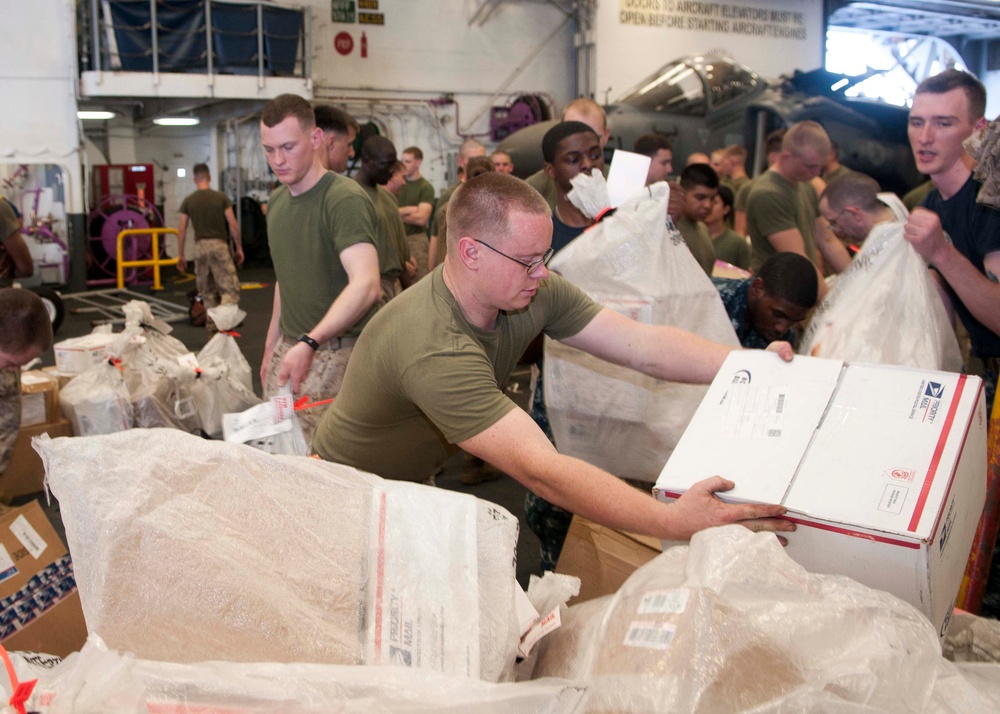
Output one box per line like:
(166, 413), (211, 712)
(84, 0), (310, 84)
(116, 227), (178, 290)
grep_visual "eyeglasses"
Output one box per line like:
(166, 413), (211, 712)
(826, 208), (849, 230)
(475, 239), (554, 275)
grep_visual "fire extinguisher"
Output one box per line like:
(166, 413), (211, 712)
(361, 32), (368, 58)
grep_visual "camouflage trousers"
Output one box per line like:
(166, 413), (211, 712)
(0, 370), (21, 475)
(262, 334), (356, 453)
(406, 234), (430, 282)
(195, 239), (240, 311)
(377, 276), (401, 310)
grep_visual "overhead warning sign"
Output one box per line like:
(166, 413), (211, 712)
(331, 1), (356, 24)
(359, 12), (384, 25)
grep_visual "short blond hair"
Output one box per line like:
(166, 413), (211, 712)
(447, 173), (549, 253)
(783, 121), (831, 158)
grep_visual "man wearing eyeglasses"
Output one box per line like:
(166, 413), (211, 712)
(312, 172), (795, 543)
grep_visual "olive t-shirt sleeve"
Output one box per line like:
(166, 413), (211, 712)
(327, 183), (378, 253)
(0, 200), (19, 239)
(417, 181), (434, 205)
(748, 187), (799, 238)
(540, 273), (604, 341)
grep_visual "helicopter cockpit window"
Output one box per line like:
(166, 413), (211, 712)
(619, 61), (706, 115)
(703, 61), (758, 109)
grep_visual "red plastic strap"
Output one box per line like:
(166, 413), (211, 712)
(594, 206), (615, 222)
(293, 395), (335, 412)
(0, 643), (37, 714)
(220, 330), (241, 337)
(108, 357), (123, 371)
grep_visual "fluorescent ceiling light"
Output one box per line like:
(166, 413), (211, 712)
(153, 117), (200, 126)
(78, 110), (115, 120)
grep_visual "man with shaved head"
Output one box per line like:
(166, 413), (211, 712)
(259, 93), (381, 448)
(746, 121), (850, 291)
(527, 98), (610, 209)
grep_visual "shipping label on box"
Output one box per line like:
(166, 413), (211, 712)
(54, 333), (116, 374)
(19, 371), (60, 427)
(654, 352), (987, 636)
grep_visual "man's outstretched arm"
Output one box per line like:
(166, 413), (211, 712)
(459, 407), (792, 542)
(559, 307), (793, 386)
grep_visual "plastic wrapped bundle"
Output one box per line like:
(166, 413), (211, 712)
(544, 183), (739, 482)
(190, 361), (260, 439)
(532, 525), (946, 713)
(122, 347), (203, 433)
(35, 430), (521, 682)
(799, 216), (962, 372)
(58, 361), (132, 435)
(5, 636), (586, 714)
(199, 304), (253, 392)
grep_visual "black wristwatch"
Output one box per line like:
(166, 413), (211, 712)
(297, 333), (320, 351)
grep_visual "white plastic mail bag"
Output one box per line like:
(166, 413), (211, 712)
(533, 525), (945, 713)
(800, 217), (962, 372)
(34, 429), (521, 682)
(58, 360), (132, 436)
(198, 304), (253, 392)
(544, 182), (739, 482)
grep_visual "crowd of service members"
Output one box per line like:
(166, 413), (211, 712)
(1, 68), (997, 620)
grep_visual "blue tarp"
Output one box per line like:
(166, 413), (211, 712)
(105, 1), (301, 76)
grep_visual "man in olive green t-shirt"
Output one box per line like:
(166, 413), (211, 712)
(746, 121), (850, 292)
(259, 94), (381, 448)
(313, 172), (795, 545)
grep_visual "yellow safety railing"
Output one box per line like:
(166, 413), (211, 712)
(116, 228), (179, 290)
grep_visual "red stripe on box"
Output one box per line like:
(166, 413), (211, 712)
(783, 516), (921, 549)
(908, 374), (967, 532)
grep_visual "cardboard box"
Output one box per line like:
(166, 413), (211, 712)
(53, 333), (116, 374)
(654, 352), (987, 637)
(19, 370), (60, 427)
(0, 419), (73, 503)
(41, 366), (76, 390)
(0, 500), (87, 657)
(556, 515), (662, 606)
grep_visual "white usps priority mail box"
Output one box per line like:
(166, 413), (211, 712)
(653, 351), (987, 636)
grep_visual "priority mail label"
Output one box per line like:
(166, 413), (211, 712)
(909, 379), (948, 424)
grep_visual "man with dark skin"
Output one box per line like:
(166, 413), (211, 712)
(355, 136), (415, 304)
(713, 252), (818, 349)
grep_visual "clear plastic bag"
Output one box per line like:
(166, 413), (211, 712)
(57, 361), (132, 436)
(199, 304), (253, 393)
(9, 635), (586, 714)
(533, 525), (946, 713)
(799, 221), (962, 372)
(34, 429), (521, 682)
(544, 182), (740, 482)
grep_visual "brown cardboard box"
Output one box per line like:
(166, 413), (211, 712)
(19, 370), (60, 427)
(555, 515), (662, 606)
(0, 419), (73, 503)
(41, 365), (76, 391)
(0, 501), (87, 657)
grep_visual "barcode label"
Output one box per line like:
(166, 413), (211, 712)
(767, 429), (782, 437)
(775, 394), (785, 413)
(623, 621), (676, 650)
(638, 589), (689, 614)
